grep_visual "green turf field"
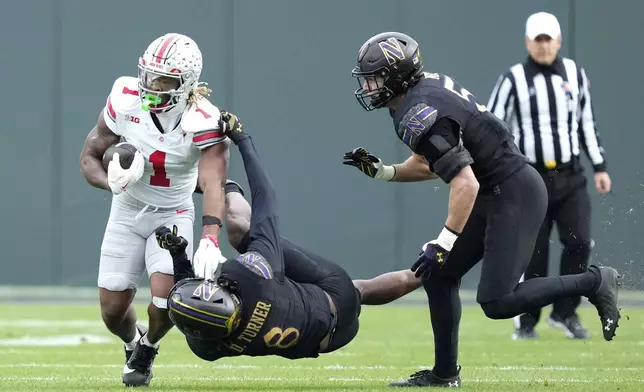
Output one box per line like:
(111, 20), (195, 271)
(0, 303), (642, 391)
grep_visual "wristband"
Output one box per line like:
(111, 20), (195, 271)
(375, 164), (396, 181)
(436, 226), (459, 251)
(202, 215), (223, 228)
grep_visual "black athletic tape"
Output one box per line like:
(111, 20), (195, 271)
(202, 215), (223, 228)
(224, 181), (245, 196)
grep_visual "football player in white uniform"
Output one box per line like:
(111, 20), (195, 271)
(79, 33), (229, 387)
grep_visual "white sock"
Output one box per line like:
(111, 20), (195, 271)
(140, 333), (159, 349)
(124, 328), (141, 351)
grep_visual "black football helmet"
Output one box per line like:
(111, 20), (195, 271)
(167, 277), (242, 341)
(352, 32), (424, 111)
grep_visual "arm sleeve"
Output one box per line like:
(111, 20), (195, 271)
(171, 250), (196, 284)
(236, 135), (284, 280)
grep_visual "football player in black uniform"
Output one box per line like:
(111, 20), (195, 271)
(344, 32), (622, 388)
(154, 111), (423, 366)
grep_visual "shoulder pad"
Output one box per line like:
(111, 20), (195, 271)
(181, 98), (221, 134)
(235, 252), (273, 279)
(397, 102), (438, 151)
(108, 76), (141, 114)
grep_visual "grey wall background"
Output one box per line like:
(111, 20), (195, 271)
(1, 0), (642, 290)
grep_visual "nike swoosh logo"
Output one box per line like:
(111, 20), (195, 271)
(123, 365), (136, 374)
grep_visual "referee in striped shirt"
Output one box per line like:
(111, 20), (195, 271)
(487, 12), (612, 341)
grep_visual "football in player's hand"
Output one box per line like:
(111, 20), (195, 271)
(102, 142), (138, 171)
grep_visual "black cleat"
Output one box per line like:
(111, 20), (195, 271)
(124, 324), (148, 364)
(548, 313), (589, 339)
(123, 333), (159, 387)
(389, 367), (461, 388)
(587, 265), (622, 341)
(512, 325), (539, 341)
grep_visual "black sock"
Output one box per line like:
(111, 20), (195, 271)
(423, 276), (461, 378)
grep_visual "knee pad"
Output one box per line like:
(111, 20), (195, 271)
(152, 296), (168, 309)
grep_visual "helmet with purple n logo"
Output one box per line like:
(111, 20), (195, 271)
(167, 278), (241, 340)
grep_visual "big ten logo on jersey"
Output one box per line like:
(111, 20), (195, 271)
(424, 72), (487, 112)
(228, 301), (272, 353)
(125, 114), (140, 124)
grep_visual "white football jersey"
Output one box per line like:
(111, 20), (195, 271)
(102, 76), (226, 208)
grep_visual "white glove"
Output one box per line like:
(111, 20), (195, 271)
(107, 151), (145, 195)
(193, 235), (227, 279)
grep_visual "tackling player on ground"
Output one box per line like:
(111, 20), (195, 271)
(79, 33), (229, 386)
(344, 32), (622, 388)
(154, 112), (423, 363)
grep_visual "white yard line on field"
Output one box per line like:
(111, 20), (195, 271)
(0, 363), (643, 372)
(0, 376), (642, 383)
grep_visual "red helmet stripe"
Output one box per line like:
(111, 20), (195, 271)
(154, 34), (180, 64)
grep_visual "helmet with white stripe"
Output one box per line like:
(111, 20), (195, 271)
(138, 33), (203, 114)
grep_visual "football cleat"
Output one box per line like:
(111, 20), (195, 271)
(389, 366), (461, 388)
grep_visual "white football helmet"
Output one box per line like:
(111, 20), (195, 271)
(138, 33), (203, 114)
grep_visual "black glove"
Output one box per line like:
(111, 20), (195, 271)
(411, 241), (450, 279)
(342, 147), (394, 180)
(155, 225), (188, 253)
(219, 110), (246, 144)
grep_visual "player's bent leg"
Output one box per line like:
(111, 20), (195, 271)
(123, 273), (172, 387)
(353, 269), (421, 305)
(98, 226), (146, 344)
(98, 200), (148, 386)
(513, 216), (553, 341)
(123, 212), (194, 387)
(146, 272), (175, 343)
(98, 288), (137, 341)
(390, 205), (486, 388)
(477, 166), (621, 340)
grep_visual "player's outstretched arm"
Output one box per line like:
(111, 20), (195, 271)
(198, 139), (230, 238)
(79, 110), (119, 190)
(221, 112), (284, 280)
(390, 153), (439, 182)
(343, 148), (438, 182)
(353, 269), (422, 305)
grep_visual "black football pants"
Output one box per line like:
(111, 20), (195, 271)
(518, 167), (592, 328)
(423, 164), (599, 377)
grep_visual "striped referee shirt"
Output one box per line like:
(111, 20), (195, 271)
(487, 56), (606, 172)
